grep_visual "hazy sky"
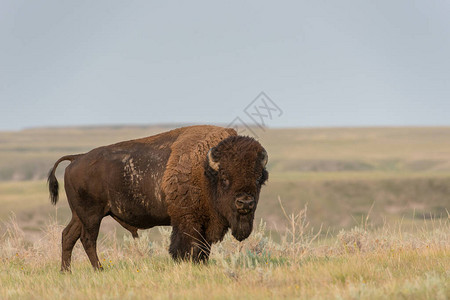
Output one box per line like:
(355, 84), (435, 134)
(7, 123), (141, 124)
(1, 0), (450, 130)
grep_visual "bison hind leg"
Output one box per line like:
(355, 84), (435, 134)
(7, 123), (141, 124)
(61, 213), (82, 272)
(79, 217), (104, 271)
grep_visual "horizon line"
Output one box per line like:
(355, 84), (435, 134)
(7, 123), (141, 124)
(2, 122), (450, 133)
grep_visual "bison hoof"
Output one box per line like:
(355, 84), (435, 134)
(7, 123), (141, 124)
(59, 268), (72, 274)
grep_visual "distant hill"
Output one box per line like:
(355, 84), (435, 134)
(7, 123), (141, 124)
(0, 125), (449, 239)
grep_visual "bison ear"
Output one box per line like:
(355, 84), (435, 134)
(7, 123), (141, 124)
(207, 148), (220, 171)
(261, 150), (268, 168)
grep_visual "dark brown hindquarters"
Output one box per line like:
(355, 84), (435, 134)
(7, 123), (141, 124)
(47, 154), (85, 271)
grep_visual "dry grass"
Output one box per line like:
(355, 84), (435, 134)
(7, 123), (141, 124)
(1, 205), (449, 300)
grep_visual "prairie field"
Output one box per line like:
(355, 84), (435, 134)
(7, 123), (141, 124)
(0, 125), (449, 299)
(1, 213), (449, 299)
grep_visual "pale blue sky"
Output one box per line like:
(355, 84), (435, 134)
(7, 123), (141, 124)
(1, 0), (449, 130)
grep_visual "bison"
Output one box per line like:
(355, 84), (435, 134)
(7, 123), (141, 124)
(48, 125), (268, 271)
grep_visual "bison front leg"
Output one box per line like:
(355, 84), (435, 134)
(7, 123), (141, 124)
(169, 226), (210, 263)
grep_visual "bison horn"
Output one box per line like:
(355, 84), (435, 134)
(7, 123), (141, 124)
(261, 150), (268, 167)
(207, 148), (220, 171)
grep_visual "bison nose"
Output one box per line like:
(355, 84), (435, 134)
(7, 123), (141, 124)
(235, 195), (255, 214)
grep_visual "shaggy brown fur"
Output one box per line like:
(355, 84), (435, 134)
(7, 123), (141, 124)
(48, 125), (268, 271)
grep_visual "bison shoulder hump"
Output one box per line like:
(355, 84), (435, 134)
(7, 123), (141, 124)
(161, 126), (236, 210)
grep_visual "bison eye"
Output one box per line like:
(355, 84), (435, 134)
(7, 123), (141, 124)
(221, 178), (230, 188)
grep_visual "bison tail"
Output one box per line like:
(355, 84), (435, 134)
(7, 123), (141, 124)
(47, 154), (83, 205)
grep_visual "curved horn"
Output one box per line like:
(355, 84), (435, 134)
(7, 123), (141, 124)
(207, 148), (220, 171)
(261, 150), (268, 167)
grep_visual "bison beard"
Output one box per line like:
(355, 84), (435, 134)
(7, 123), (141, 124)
(230, 214), (255, 241)
(47, 125), (268, 271)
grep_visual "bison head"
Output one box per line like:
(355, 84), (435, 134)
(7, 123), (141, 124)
(204, 136), (268, 241)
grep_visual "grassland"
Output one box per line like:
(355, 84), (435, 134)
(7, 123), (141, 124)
(1, 214), (449, 299)
(0, 125), (449, 299)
